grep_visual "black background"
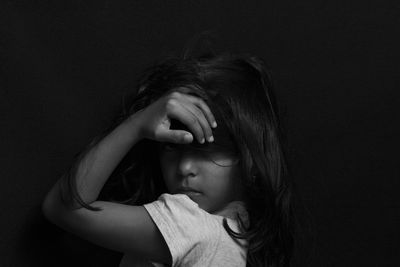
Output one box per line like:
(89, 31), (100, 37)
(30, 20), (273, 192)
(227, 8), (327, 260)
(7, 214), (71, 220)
(1, 1), (399, 266)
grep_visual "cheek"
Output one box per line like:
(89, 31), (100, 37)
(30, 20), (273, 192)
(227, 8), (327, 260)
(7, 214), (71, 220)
(159, 155), (175, 187)
(203, 165), (237, 191)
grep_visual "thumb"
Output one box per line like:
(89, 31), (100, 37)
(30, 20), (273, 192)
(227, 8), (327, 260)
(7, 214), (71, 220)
(164, 130), (193, 144)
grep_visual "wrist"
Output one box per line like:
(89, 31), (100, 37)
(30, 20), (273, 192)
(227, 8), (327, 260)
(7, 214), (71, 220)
(123, 111), (145, 142)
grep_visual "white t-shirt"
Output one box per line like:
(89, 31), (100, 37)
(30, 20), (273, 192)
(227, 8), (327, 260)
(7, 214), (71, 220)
(119, 193), (249, 267)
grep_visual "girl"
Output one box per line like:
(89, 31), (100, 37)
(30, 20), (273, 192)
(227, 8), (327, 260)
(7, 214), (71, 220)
(42, 51), (295, 266)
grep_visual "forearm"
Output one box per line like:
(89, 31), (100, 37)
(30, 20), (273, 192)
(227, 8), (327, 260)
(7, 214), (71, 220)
(43, 113), (143, 211)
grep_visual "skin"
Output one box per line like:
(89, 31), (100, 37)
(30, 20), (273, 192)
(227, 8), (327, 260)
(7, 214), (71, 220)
(158, 139), (245, 214)
(42, 89), (245, 265)
(143, 89), (245, 214)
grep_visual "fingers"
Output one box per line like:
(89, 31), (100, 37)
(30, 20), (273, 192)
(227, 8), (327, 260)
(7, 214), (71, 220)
(183, 94), (218, 129)
(165, 92), (216, 144)
(167, 100), (207, 144)
(158, 129), (193, 144)
(180, 101), (214, 143)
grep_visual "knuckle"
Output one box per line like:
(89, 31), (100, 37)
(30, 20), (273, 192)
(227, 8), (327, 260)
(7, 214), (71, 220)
(199, 101), (213, 117)
(192, 108), (202, 118)
(197, 98), (207, 107)
(204, 127), (212, 136)
(188, 116), (197, 125)
(169, 91), (182, 99)
(194, 125), (204, 137)
(165, 98), (178, 110)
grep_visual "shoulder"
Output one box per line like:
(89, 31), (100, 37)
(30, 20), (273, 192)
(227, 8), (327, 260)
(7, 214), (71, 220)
(144, 193), (219, 237)
(144, 193), (207, 216)
(143, 193), (222, 265)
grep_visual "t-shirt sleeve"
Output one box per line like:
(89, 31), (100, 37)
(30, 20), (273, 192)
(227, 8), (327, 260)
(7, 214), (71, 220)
(143, 193), (219, 266)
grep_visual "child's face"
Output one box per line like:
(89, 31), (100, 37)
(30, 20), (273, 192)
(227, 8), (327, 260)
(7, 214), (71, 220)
(158, 142), (244, 214)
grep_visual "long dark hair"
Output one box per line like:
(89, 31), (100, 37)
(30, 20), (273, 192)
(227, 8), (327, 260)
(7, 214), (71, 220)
(60, 51), (296, 266)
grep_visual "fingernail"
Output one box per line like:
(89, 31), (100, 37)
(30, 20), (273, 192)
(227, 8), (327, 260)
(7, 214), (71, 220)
(212, 121), (217, 128)
(208, 136), (214, 142)
(200, 138), (205, 144)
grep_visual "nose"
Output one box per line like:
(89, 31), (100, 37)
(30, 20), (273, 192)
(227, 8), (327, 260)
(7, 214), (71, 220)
(176, 150), (200, 179)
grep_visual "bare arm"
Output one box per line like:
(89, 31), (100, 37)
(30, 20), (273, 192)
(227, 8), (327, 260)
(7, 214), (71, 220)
(42, 91), (216, 213)
(41, 91), (216, 264)
(43, 112), (144, 211)
(41, 110), (175, 263)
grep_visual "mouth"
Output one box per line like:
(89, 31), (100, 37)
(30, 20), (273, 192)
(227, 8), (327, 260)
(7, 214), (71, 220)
(175, 187), (202, 196)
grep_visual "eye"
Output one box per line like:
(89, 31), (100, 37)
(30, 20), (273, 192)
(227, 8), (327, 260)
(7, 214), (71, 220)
(161, 143), (178, 151)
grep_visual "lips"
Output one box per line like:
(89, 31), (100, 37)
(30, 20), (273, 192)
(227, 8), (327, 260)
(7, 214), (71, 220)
(176, 186), (202, 194)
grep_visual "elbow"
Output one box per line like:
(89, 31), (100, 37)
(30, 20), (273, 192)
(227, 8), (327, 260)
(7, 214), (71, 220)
(41, 190), (57, 224)
(41, 180), (85, 228)
(42, 190), (72, 230)
(41, 181), (65, 224)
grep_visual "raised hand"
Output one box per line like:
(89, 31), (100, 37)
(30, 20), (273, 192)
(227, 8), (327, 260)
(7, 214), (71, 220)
(134, 91), (217, 144)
